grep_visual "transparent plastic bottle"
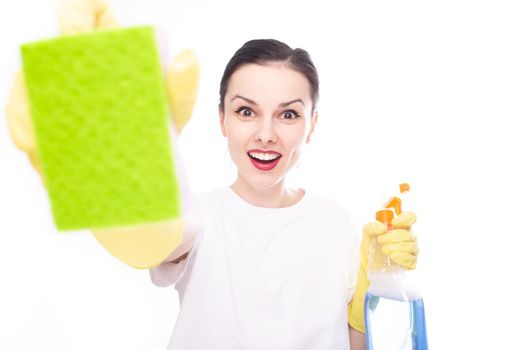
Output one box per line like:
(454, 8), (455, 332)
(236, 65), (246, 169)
(364, 184), (428, 350)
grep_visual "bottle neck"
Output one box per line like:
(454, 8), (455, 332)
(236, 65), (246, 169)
(368, 236), (402, 273)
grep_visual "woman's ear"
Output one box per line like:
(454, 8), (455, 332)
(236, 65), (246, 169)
(219, 105), (227, 137)
(306, 110), (318, 144)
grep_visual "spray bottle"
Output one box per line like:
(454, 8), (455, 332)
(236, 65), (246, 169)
(364, 183), (428, 350)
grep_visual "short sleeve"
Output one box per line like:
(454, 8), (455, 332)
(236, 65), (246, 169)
(149, 206), (204, 289)
(346, 216), (361, 304)
(173, 216), (204, 291)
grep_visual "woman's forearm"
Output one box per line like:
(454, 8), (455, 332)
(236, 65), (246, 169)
(348, 325), (366, 350)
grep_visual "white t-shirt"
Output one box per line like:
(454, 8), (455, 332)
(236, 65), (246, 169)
(151, 187), (360, 350)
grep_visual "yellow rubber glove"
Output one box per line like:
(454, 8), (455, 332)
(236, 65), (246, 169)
(6, 0), (199, 269)
(348, 211), (419, 332)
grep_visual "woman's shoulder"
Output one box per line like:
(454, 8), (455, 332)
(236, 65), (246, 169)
(185, 187), (224, 209)
(303, 190), (353, 221)
(306, 191), (360, 240)
(306, 190), (347, 211)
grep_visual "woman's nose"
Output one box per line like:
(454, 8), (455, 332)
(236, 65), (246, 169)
(255, 116), (277, 144)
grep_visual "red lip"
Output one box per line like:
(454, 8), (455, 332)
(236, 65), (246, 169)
(247, 149), (282, 171)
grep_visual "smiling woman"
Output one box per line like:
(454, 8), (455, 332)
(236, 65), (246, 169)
(149, 39), (363, 349)
(216, 40), (319, 208)
(148, 39), (415, 350)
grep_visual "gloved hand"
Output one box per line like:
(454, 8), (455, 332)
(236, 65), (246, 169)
(6, 0), (199, 269)
(348, 211), (419, 332)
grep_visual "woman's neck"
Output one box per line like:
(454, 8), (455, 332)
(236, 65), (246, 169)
(231, 177), (304, 208)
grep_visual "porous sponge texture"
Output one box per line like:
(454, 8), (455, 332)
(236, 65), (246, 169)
(21, 26), (181, 230)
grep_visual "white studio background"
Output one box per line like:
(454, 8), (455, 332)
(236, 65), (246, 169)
(1, 0), (524, 349)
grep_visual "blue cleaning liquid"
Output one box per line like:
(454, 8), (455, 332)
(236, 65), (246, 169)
(365, 292), (428, 350)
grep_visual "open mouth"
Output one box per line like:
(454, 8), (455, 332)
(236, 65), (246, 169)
(247, 151), (282, 171)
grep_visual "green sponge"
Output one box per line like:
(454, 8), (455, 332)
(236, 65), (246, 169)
(21, 26), (181, 231)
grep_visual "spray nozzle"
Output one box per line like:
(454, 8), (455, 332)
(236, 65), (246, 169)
(375, 183), (411, 225)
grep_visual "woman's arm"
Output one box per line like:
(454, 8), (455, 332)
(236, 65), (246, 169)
(348, 325), (366, 350)
(149, 210), (203, 287)
(148, 226), (197, 287)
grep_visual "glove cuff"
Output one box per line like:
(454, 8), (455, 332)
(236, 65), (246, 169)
(348, 262), (369, 333)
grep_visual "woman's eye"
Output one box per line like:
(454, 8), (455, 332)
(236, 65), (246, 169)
(283, 110), (300, 120)
(235, 107), (254, 117)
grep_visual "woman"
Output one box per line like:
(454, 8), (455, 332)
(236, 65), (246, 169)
(150, 39), (417, 350)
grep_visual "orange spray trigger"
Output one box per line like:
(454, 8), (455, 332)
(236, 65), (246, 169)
(376, 209), (394, 227)
(385, 196), (402, 215)
(375, 183), (411, 226)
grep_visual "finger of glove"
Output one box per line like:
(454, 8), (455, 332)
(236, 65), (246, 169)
(6, 70), (35, 153)
(387, 251), (418, 270)
(166, 49), (200, 134)
(392, 211), (417, 229)
(381, 241), (419, 257)
(7, 71), (44, 175)
(59, 0), (119, 35)
(363, 221), (388, 237)
(377, 229), (415, 245)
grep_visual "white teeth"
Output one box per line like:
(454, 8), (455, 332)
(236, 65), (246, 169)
(249, 152), (280, 161)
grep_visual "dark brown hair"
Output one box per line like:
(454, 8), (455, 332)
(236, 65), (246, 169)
(219, 39), (319, 114)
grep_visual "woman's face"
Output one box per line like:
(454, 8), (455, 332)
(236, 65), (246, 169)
(220, 62), (317, 191)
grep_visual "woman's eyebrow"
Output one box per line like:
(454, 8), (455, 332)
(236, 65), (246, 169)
(230, 96), (305, 108)
(230, 95), (257, 105)
(279, 98), (305, 107)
